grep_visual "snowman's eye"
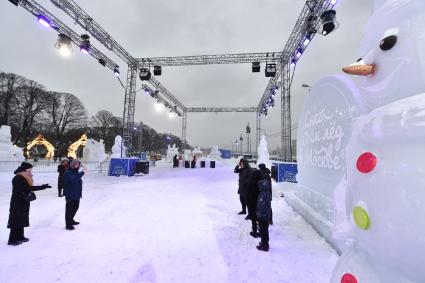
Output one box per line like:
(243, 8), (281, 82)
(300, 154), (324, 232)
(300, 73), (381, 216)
(379, 35), (397, 51)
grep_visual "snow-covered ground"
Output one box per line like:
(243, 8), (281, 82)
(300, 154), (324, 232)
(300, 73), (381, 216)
(0, 162), (338, 283)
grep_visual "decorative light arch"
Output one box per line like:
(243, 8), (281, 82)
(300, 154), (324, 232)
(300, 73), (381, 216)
(68, 134), (87, 158)
(26, 134), (55, 159)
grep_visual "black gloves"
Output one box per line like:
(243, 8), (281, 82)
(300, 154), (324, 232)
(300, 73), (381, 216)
(42, 184), (52, 189)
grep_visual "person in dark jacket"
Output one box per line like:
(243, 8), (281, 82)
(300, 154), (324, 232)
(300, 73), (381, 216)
(258, 163), (273, 225)
(57, 159), (68, 197)
(172, 154), (179, 168)
(234, 158), (251, 215)
(7, 162), (51, 246)
(256, 179), (272, 252)
(246, 168), (262, 236)
(64, 159), (86, 230)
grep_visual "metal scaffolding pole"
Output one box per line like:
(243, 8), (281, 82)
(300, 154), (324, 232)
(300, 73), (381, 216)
(182, 110), (187, 150)
(281, 63), (292, 161)
(122, 64), (137, 156)
(256, 113), (261, 154)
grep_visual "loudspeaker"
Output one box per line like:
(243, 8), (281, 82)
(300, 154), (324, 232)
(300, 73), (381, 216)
(200, 161), (206, 168)
(153, 66), (162, 76)
(265, 63), (276, 77)
(210, 161), (216, 168)
(185, 161), (190, 168)
(139, 68), (151, 80)
(252, 62), (260, 72)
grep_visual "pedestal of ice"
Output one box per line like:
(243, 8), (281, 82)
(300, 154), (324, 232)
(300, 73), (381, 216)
(0, 125), (24, 161)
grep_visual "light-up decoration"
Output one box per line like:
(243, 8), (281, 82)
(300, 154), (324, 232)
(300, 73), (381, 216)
(67, 134), (87, 158)
(26, 134), (55, 159)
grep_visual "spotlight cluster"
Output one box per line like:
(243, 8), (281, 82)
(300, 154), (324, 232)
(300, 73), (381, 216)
(32, 13), (120, 77)
(143, 85), (182, 118)
(259, 86), (278, 116)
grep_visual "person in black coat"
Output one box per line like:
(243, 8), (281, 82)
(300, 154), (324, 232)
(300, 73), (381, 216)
(256, 179), (272, 252)
(234, 158), (251, 215)
(172, 154), (179, 168)
(57, 159), (68, 197)
(64, 159), (86, 230)
(246, 168), (262, 237)
(7, 162), (51, 246)
(258, 163), (273, 225)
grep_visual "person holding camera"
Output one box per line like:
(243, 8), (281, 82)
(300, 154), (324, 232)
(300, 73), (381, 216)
(7, 161), (51, 246)
(64, 159), (86, 230)
(234, 158), (251, 215)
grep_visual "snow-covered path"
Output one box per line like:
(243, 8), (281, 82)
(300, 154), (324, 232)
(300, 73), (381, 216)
(0, 163), (338, 283)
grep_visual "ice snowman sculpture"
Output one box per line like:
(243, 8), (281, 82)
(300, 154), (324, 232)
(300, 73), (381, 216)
(331, 0), (425, 282)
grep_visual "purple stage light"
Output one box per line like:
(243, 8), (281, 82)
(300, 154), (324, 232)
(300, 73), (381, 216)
(303, 38), (310, 47)
(290, 58), (297, 67)
(80, 47), (89, 55)
(330, 0), (338, 5)
(296, 49), (302, 58)
(37, 15), (51, 28)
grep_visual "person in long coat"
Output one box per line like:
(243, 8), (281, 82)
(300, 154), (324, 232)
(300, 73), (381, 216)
(246, 168), (262, 236)
(234, 158), (251, 215)
(258, 163), (273, 225)
(57, 159), (68, 197)
(172, 154), (179, 168)
(64, 159), (86, 230)
(7, 162), (50, 246)
(256, 179), (272, 252)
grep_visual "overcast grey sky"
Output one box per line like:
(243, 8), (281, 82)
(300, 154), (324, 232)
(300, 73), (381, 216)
(0, 0), (372, 150)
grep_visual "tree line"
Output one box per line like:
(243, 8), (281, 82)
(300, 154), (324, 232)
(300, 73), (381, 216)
(0, 72), (188, 158)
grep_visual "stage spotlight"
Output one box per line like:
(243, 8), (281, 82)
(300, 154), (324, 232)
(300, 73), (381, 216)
(151, 90), (159, 98)
(265, 63), (276, 77)
(290, 58), (297, 68)
(98, 58), (106, 66)
(144, 89), (151, 95)
(295, 48), (303, 59)
(54, 33), (72, 57)
(155, 101), (164, 112)
(113, 66), (120, 77)
(79, 34), (90, 54)
(139, 68), (151, 81)
(303, 35), (311, 47)
(37, 15), (51, 28)
(153, 65), (162, 76)
(320, 10), (339, 36)
(330, 0), (338, 4)
(252, 62), (260, 72)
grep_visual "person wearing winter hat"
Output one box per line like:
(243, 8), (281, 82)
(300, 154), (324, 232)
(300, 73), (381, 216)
(258, 163), (273, 225)
(63, 159), (86, 230)
(7, 161), (51, 246)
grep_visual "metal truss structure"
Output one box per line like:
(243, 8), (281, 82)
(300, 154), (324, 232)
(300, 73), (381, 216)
(258, 0), (338, 160)
(136, 52), (283, 67)
(13, 0), (338, 159)
(186, 107), (258, 113)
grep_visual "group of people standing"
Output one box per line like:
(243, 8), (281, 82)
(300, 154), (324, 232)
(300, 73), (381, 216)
(235, 159), (273, 252)
(6, 158), (86, 246)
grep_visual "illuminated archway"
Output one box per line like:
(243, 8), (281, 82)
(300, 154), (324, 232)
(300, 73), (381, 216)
(26, 134), (55, 159)
(68, 134), (87, 158)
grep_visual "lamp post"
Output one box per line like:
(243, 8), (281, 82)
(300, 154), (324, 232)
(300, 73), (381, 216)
(301, 83), (312, 92)
(246, 122), (251, 154)
(239, 134), (243, 154)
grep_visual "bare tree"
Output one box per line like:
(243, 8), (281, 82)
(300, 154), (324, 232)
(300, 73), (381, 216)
(0, 72), (24, 125)
(44, 92), (88, 155)
(90, 110), (116, 138)
(13, 80), (49, 146)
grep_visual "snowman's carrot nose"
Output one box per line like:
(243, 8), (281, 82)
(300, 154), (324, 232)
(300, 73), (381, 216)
(342, 60), (376, 76)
